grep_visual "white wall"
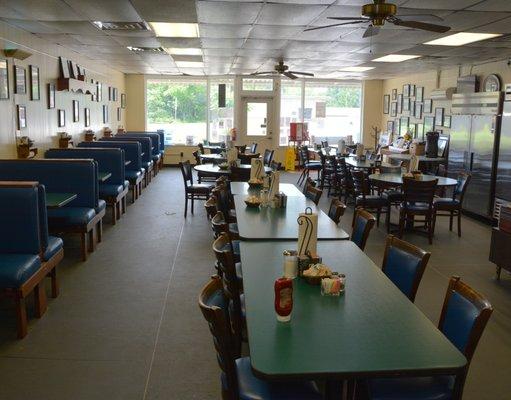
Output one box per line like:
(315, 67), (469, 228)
(0, 20), (126, 158)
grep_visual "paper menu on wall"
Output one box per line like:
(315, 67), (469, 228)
(268, 171), (280, 200)
(297, 207), (318, 256)
(250, 158), (264, 180)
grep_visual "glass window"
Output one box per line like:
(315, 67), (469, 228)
(209, 79), (234, 143)
(280, 80), (303, 146)
(246, 102), (268, 136)
(304, 82), (362, 143)
(242, 78), (273, 91)
(146, 79), (207, 145)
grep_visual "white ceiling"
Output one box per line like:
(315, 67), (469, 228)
(1, 0), (511, 79)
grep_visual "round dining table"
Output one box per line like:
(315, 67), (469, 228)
(369, 173), (458, 187)
(194, 163), (272, 176)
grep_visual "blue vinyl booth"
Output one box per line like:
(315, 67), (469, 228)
(0, 181), (63, 338)
(45, 148), (129, 224)
(78, 141), (144, 202)
(99, 137), (153, 185)
(122, 132), (162, 174)
(0, 159), (105, 261)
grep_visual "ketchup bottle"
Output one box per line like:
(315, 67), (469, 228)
(274, 277), (293, 322)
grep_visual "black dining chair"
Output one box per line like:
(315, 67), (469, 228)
(352, 170), (390, 230)
(263, 149), (274, 166)
(433, 173), (471, 237)
(364, 276), (493, 400)
(199, 275), (322, 400)
(249, 142), (258, 154)
(381, 235), (431, 302)
(238, 153), (260, 165)
(179, 160), (213, 217)
(297, 146), (321, 186)
(230, 166), (251, 182)
(351, 208), (376, 251)
(270, 160), (282, 171)
(198, 143), (205, 155)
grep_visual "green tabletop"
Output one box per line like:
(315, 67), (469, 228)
(46, 192), (77, 208)
(194, 163), (272, 177)
(369, 173), (457, 187)
(240, 240), (467, 381)
(230, 182), (303, 197)
(98, 172), (112, 182)
(233, 195), (349, 241)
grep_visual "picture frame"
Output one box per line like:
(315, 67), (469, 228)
(47, 83), (55, 109)
(415, 102), (422, 119)
(391, 89), (397, 100)
(113, 88), (118, 102)
(443, 115), (451, 128)
(68, 60), (79, 79)
(58, 109), (66, 127)
(403, 84), (411, 98)
(435, 107), (444, 126)
(397, 94), (403, 114)
(387, 120), (394, 134)
(417, 123), (424, 140)
(390, 101), (397, 117)
(14, 65), (26, 94)
(17, 105), (26, 129)
(103, 105), (108, 123)
(59, 57), (70, 79)
(117, 107), (121, 121)
(410, 85), (416, 97)
(84, 108), (90, 127)
(73, 100), (79, 122)
(97, 82), (102, 102)
(383, 94), (390, 114)
(424, 99), (432, 113)
(0, 58), (8, 100)
(424, 116), (435, 134)
(399, 116), (409, 136)
(121, 93), (126, 109)
(108, 86), (112, 101)
(403, 97), (410, 112)
(29, 65), (40, 101)
(416, 86), (424, 102)
(410, 100), (415, 117)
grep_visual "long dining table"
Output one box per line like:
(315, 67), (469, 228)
(240, 240), (467, 399)
(230, 182), (303, 197)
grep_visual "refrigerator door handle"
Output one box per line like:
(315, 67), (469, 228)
(470, 152), (474, 171)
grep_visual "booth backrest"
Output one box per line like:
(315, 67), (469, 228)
(45, 148), (125, 185)
(78, 141), (142, 171)
(123, 132), (161, 156)
(99, 137), (152, 163)
(0, 182), (41, 254)
(0, 159), (98, 209)
(36, 184), (49, 252)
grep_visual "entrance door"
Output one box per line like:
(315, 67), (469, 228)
(241, 97), (274, 156)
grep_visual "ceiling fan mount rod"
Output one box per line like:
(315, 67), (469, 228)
(362, 2), (397, 26)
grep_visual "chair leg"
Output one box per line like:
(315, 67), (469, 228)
(34, 283), (47, 318)
(116, 201), (121, 220)
(97, 220), (103, 243)
(14, 296), (28, 339)
(122, 196), (127, 214)
(50, 268), (59, 298)
(88, 228), (95, 252)
(386, 207), (391, 233)
(112, 203), (117, 225)
(428, 214), (433, 244)
(191, 194), (195, 214)
(376, 208), (381, 227)
(297, 169), (305, 186)
(457, 210), (462, 237)
(184, 194), (188, 218)
(398, 212), (405, 239)
(432, 212), (437, 235)
(81, 232), (88, 261)
(449, 211), (453, 231)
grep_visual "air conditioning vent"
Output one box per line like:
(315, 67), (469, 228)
(92, 21), (149, 31)
(127, 46), (166, 53)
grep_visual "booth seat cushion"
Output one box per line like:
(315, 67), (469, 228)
(367, 375), (454, 400)
(0, 254), (41, 288)
(126, 170), (142, 181)
(152, 154), (161, 163)
(99, 184), (124, 198)
(143, 161), (153, 170)
(43, 236), (63, 262)
(96, 199), (106, 214)
(48, 207), (96, 227)
(124, 180), (129, 190)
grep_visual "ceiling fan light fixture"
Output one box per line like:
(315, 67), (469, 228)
(372, 54), (420, 62)
(424, 32), (502, 46)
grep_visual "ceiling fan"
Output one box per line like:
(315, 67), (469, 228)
(305, 0), (451, 38)
(251, 60), (314, 80)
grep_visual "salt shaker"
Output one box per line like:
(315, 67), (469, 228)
(283, 250), (298, 279)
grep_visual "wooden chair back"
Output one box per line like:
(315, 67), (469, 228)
(302, 177), (316, 194)
(328, 198), (347, 224)
(238, 153), (260, 165)
(381, 235), (431, 302)
(453, 173), (471, 202)
(402, 177), (437, 209)
(198, 143), (205, 154)
(320, 140), (328, 148)
(305, 184), (323, 205)
(204, 196), (217, 220)
(351, 208), (376, 251)
(352, 170), (370, 197)
(270, 160), (281, 171)
(179, 160), (194, 189)
(237, 145), (247, 154)
(192, 150), (201, 165)
(249, 142), (257, 154)
(211, 211), (227, 237)
(230, 166), (251, 182)
(263, 149), (274, 166)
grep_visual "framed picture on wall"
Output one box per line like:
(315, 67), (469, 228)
(47, 83), (55, 109)
(399, 116), (409, 136)
(113, 88), (118, 101)
(14, 65), (26, 94)
(117, 107), (121, 121)
(435, 107), (444, 126)
(97, 82), (102, 102)
(417, 123), (424, 140)
(415, 103), (422, 119)
(73, 100), (79, 122)
(403, 97), (410, 112)
(383, 94), (390, 114)
(424, 116), (435, 133)
(410, 101), (416, 117)
(59, 57), (69, 79)
(416, 86), (424, 102)
(108, 86), (112, 101)
(392, 89), (397, 100)
(85, 108), (90, 127)
(0, 59), (8, 100)
(410, 85), (416, 97)
(58, 109), (65, 127)
(17, 105), (26, 129)
(121, 93), (126, 108)
(390, 101), (397, 117)
(103, 105), (108, 123)
(444, 115), (451, 128)
(397, 94), (403, 114)
(424, 99), (432, 113)
(29, 65), (40, 101)
(403, 84), (410, 97)
(387, 120), (394, 134)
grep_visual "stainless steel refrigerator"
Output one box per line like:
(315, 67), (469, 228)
(495, 86), (511, 216)
(449, 92), (503, 220)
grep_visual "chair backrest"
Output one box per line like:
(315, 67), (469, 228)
(204, 196), (217, 220)
(438, 276), (493, 364)
(328, 198), (347, 225)
(379, 165), (401, 174)
(236, 145), (246, 154)
(0, 181), (41, 255)
(238, 153), (260, 165)
(263, 149), (274, 166)
(381, 235), (431, 302)
(179, 160), (194, 188)
(454, 173), (471, 202)
(230, 166), (250, 182)
(270, 160), (281, 171)
(192, 150), (201, 165)
(351, 208), (376, 251)
(302, 177), (316, 194)
(79, 141), (142, 171)
(402, 177), (438, 209)
(198, 143), (205, 154)
(304, 184), (322, 205)
(212, 185), (232, 218)
(198, 275), (239, 396)
(351, 170), (370, 197)
(321, 140), (329, 148)
(211, 211), (228, 237)
(250, 142), (257, 154)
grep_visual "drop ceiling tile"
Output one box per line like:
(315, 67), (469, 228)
(157, 38), (202, 48)
(297, 27), (356, 41)
(258, 4), (328, 26)
(467, 16), (511, 34)
(172, 55), (203, 62)
(73, 35), (121, 46)
(469, 0), (511, 12)
(249, 25), (303, 40)
(237, 48), (282, 57)
(355, 43), (414, 54)
(286, 40), (335, 51)
(203, 48), (239, 56)
(330, 41), (369, 52)
(178, 68), (205, 75)
(2, 0), (84, 21)
(36, 33), (84, 45)
(112, 36), (161, 47)
(41, 21), (103, 35)
(201, 38), (244, 49)
(400, 0), (481, 10)
(64, 0), (142, 21)
(131, 0), (197, 23)
(197, 1), (262, 25)
(243, 39), (287, 50)
(0, 5), (27, 19)
(441, 11), (510, 31)
(199, 24), (251, 39)
(203, 55), (235, 63)
(3, 19), (60, 34)
(311, 5), (365, 26)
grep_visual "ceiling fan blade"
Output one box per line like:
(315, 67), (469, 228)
(390, 18), (451, 33)
(305, 20), (368, 31)
(327, 17), (370, 21)
(363, 25), (380, 38)
(250, 71), (275, 76)
(288, 71), (314, 77)
(283, 72), (298, 80)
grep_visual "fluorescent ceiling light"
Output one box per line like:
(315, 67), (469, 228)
(175, 61), (204, 68)
(338, 66), (375, 72)
(149, 22), (199, 38)
(424, 32), (502, 46)
(372, 54), (420, 62)
(166, 48), (202, 55)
